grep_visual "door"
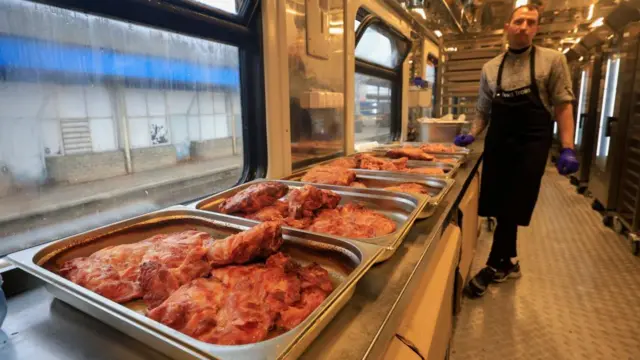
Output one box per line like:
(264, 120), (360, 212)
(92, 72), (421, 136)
(574, 68), (590, 151)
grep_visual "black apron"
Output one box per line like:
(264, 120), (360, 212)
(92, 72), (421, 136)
(478, 46), (553, 226)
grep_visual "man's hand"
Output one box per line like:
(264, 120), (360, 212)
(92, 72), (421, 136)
(454, 134), (475, 147)
(557, 148), (579, 175)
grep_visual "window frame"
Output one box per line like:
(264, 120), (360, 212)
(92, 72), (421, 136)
(30, 0), (268, 182)
(354, 14), (412, 141)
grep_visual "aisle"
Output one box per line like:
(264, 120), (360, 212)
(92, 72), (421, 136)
(450, 165), (640, 360)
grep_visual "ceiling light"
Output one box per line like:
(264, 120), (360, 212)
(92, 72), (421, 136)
(329, 27), (343, 35)
(557, 47), (563, 51)
(587, 3), (595, 21)
(563, 48), (570, 54)
(515, 0), (528, 7)
(590, 17), (604, 29)
(434, 30), (443, 38)
(412, 8), (426, 19)
(579, 56), (584, 61)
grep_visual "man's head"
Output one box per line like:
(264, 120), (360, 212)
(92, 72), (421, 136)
(505, 5), (541, 50)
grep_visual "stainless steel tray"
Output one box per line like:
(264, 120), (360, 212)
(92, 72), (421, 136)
(353, 154), (459, 178)
(370, 142), (471, 157)
(193, 180), (424, 261)
(7, 207), (383, 360)
(283, 173), (454, 219)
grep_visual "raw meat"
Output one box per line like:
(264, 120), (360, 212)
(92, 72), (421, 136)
(350, 182), (367, 188)
(148, 252), (333, 345)
(419, 143), (460, 153)
(403, 167), (446, 175)
(328, 157), (360, 169)
(301, 166), (356, 186)
(206, 221), (283, 267)
(383, 183), (429, 195)
(308, 203), (396, 239)
(219, 182), (289, 214)
(358, 154), (408, 171)
(386, 148), (435, 161)
(287, 185), (341, 219)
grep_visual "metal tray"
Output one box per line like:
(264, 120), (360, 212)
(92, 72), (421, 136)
(7, 207), (383, 360)
(370, 142), (471, 157)
(283, 173), (454, 219)
(351, 153), (460, 178)
(193, 180), (424, 261)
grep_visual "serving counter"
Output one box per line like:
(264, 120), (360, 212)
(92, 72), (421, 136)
(0, 141), (484, 360)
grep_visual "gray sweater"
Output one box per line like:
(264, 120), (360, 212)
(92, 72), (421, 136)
(476, 46), (575, 119)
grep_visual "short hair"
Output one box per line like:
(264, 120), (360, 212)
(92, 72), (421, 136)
(508, 4), (541, 24)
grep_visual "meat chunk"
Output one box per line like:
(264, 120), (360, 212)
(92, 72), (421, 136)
(287, 185), (341, 219)
(328, 157), (360, 169)
(207, 221), (283, 267)
(386, 148), (435, 161)
(383, 183), (429, 195)
(308, 203), (396, 239)
(419, 143), (461, 153)
(358, 154), (408, 171)
(350, 181), (367, 188)
(150, 252), (333, 345)
(301, 166), (356, 186)
(219, 182), (289, 214)
(245, 200), (289, 222)
(60, 230), (212, 305)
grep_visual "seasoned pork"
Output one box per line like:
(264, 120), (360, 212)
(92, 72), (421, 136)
(219, 182), (289, 214)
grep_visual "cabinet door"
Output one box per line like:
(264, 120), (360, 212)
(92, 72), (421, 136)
(394, 223), (461, 360)
(458, 173), (480, 282)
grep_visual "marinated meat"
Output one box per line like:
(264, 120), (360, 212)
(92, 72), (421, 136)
(287, 185), (341, 219)
(383, 183), (429, 195)
(386, 148), (435, 161)
(207, 221), (283, 267)
(308, 203), (396, 239)
(301, 166), (356, 186)
(244, 200), (312, 229)
(402, 167), (446, 175)
(419, 143), (460, 153)
(60, 230), (212, 305)
(358, 154), (408, 171)
(328, 157), (360, 169)
(350, 181), (367, 188)
(149, 252), (333, 345)
(219, 182), (289, 214)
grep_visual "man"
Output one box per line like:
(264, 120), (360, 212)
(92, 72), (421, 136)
(454, 4), (580, 297)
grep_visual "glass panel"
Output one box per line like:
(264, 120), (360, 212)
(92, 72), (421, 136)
(0, 0), (243, 256)
(188, 0), (243, 14)
(287, 0), (345, 168)
(354, 73), (392, 145)
(575, 70), (589, 147)
(355, 23), (409, 69)
(595, 57), (621, 170)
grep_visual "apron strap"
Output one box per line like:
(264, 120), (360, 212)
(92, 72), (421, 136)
(496, 53), (508, 90)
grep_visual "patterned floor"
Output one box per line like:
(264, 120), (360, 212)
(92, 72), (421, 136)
(450, 166), (640, 360)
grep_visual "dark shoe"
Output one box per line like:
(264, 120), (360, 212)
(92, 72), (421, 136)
(465, 266), (497, 297)
(493, 261), (522, 283)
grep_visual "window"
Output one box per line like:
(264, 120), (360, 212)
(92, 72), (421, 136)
(0, 0), (264, 256)
(353, 12), (411, 148)
(190, 0), (244, 14)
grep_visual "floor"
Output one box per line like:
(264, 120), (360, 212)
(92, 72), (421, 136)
(450, 165), (640, 360)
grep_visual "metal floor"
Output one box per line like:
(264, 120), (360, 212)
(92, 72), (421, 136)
(450, 166), (640, 360)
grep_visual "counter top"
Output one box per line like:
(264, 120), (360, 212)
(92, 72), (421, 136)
(0, 141), (484, 360)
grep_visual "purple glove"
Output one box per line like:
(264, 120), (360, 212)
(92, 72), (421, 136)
(557, 148), (579, 175)
(454, 134), (475, 147)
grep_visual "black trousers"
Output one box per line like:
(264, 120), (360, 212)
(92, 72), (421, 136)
(486, 218), (518, 268)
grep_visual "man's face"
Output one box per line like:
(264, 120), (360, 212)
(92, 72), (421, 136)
(505, 7), (540, 49)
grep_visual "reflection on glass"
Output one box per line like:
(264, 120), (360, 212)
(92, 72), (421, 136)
(354, 73), (392, 146)
(355, 23), (408, 69)
(596, 57), (620, 170)
(0, 0), (243, 256)
(575, 70), (589, 147)
(188, 0), (241, 14)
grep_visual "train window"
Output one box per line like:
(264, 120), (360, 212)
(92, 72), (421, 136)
(188, 0), (244, 14)
(0, 0), (265, 256)
(354, 14), (411, 146)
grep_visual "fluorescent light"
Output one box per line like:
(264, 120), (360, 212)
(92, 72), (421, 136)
(587, 3), (595, 21)
(515, 0), (528, 7)
(329, 27), (343, 35)
(563, 48), (570, 54)
(579, 56), (584, 61)
(434, 30), (443, 38)
(412, 8), (426, 19)
(590, 17), (604, 28)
